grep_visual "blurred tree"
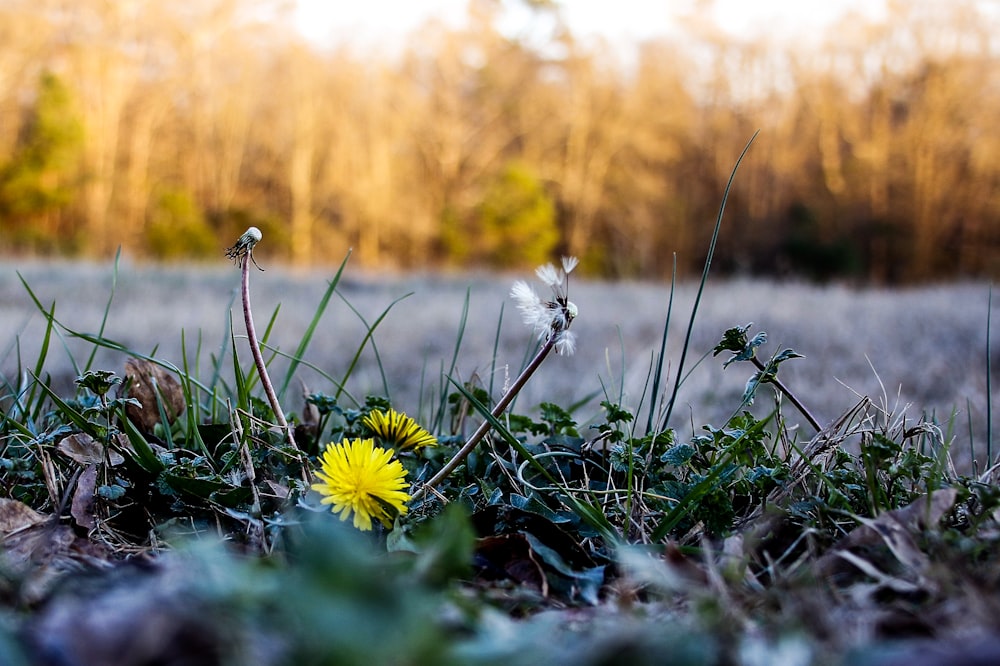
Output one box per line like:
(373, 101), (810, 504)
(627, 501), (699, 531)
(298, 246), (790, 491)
(0, 72), (84, 253)
(449, 161), (557, 268)
(145, 189), (216, 260)
(0, 0), (994, 281)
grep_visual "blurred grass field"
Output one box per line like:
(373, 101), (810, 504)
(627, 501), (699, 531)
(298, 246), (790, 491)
(1, 259), (995, 465)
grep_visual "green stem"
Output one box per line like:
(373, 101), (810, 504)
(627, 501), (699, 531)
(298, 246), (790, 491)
(411, 337), (555, 502)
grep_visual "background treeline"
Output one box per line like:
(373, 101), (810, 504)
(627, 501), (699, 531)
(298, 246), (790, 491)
(0, 0), (997, 282)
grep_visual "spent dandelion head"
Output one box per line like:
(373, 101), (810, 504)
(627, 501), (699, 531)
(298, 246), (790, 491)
(311, 438), (410, 531)
(363, 408), (437, 452)
(225, 226), (264, 270)
(510, 256), (579, 355)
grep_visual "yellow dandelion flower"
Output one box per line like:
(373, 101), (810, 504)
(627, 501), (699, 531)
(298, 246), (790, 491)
(363, 409), (437, 451)
(311, 438), (410, 531)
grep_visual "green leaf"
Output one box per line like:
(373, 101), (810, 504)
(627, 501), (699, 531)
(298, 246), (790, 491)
(162, 472), (230, 499)
(97, 484), (127, 500)
(772, 348), (804, 364)
(713, 323), (754, 356)
(120, 411), (166, 473)
(661, 443), (696, 467)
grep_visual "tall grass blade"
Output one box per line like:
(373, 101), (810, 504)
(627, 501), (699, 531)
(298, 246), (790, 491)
(207, 290), (238, 400)
(278, 252), (350, 400)
(25, 301), (57, 423)
(987, 286), (994, 465)
(432, 289), (470, 433)
(646, 255), (677, 434)
(660, 131), (758, 431)
(334, 291), (412, 402)
(83, 247), (122, 371)
(488, 302), (505, 400)
(230, 321), (251, 417)
(180, 329), (212, 454)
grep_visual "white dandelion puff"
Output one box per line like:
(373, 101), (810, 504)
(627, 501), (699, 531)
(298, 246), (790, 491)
(511, 281), (546, 332)
(511, 258), (579, 355)
(555, 330), (577, 356)
(535, 262), (562, 287)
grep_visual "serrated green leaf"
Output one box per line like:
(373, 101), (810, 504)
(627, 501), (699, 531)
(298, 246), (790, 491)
(713, 323), (754, 356)
(661, 443), (696, 466)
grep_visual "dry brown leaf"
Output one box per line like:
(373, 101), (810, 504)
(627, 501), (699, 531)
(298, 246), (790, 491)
(123, 358), (186, 433)
(58, 433), (124, 466)
(1, 521), (74, 569)
(71, 464), (98, 530)
(853, 513), (930, 576)
(0, 497), (47, 535)
(891, 487), (958, 530)
(815, 488), (958, 583)
(3, 522), (84, 604)
(300, 380), (320, 432)
(263, 480), (291, 500)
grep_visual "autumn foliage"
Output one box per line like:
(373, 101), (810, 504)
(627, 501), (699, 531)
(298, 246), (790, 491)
(0, 0), (996, 282)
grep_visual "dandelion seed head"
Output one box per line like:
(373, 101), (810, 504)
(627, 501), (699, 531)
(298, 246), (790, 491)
(225, 226), (264, 266)
(555, 330), (577, 355)
(535, 263), (561, 287)
(511, 259), (580, 354)
(511, 280), (547, 330)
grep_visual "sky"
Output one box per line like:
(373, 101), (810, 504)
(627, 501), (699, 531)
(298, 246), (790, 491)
(293, 0), (887, 52)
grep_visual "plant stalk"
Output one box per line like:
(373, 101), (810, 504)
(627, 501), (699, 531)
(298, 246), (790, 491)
(751, 356), (822, 432)
(411, 337), (555, 502)
(239, 253), (311, 484)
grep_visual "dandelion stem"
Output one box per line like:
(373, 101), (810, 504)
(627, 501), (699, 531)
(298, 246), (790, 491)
(412, 337), (555, 501)
(233, 236), (311, 484)
(751, 356), (822, 432)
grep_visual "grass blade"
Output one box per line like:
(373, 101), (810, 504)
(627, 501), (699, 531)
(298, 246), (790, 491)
(334, 291), (413, 402)
(83, 246), (122, 372)
(646, 255), (677, 434)
(660, 131), (758, 431)
(432, 289), (471, 433)
(987, 286), (994, 465)
(278, 252), (351, 400)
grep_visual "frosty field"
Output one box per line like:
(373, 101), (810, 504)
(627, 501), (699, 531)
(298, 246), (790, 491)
(1, 259), (996, 464)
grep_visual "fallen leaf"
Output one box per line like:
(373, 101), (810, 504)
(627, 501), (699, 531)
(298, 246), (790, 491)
(263, 480), (291, 499)
(123, 358), (186, 433)
(815, 488), (958, 583)
(71, 464), (98, 530)
(474, 533), (548, 595)
(0, 498), (46, 534)
(58, 433), (124, 466)
(2, 521), (72, 569)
